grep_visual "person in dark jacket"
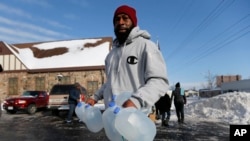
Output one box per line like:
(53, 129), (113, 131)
(171, 82), (186, 124)
(155, 93), (171, 126)
(65, 82), (81, 123)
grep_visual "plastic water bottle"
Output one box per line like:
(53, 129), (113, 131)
(75, 102), (86, 122)
(102, 101), (125, 141)
(83, 104), (103, 133)
(115, 92), (132, 107)
(114, 106), (156, 141)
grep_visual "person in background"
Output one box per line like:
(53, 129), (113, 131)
(171, 82), (186, 124)
(154, 102), (160, 120)
(65, 82), (81, 123)
(155, 93), (171, 126)
(87, 5), (169, 114)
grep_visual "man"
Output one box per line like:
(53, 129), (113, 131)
(87, 5), (168, 113)
(171, 82), (187, 124)
(65, 82), (81, 123)
(155, 93), (171, 126)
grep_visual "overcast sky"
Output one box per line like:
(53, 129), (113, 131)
(0, 0), (249, 90)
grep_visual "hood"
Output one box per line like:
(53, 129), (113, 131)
(113, 26), (151, 47)
(5, 96), (36, 101)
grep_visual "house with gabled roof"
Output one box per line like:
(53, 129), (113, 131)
(0, 37), (112, 101)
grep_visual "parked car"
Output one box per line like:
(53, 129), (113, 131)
(3, 91), (49, 114)
(48, 84), (104, 115)
(48, 84), (86, 115)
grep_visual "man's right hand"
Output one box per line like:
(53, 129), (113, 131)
(86, 98), (97, 106)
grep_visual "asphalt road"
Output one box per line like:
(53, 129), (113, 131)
(0, 109), (230, 141)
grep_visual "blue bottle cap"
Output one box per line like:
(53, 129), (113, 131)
(113, 107), (120, 114)
(112, 95), (116, 101)
(85, 104), (90, 109)
(77, 102), (82, 107)
(109, 101), (115, 107)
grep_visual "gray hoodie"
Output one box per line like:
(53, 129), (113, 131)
(94, 26), (169, 112)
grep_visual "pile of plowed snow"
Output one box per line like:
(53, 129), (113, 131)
(185, 92), (250, 124)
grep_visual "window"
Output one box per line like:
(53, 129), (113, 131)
(87, 81), (98, 96)
(36, 77), (45, 91)
(9, 77), (18, 95)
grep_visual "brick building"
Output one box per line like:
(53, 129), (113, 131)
(0, 37), (112, 102)
(216, 75), (241, 87)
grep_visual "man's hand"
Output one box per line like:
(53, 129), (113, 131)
(122, 99), (137, 108)
(86, 98), (97, 106)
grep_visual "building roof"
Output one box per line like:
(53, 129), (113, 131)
(0, 37), (112, 72)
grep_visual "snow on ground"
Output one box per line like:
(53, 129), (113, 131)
(184, 92), (250, 124)
(2, 91), (250, 125)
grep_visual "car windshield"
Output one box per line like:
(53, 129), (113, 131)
(22, 91), (39, 97)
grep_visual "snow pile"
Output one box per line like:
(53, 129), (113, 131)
(185, 92), (250, 124)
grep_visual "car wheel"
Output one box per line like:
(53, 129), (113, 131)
(27, 104), (37, 114)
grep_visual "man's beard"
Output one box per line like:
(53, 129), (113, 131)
(114, 26), (133, 44)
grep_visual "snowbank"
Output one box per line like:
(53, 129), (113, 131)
(185, 92), (250, 124)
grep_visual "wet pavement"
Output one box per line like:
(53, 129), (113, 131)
(0, 109), (230, 141)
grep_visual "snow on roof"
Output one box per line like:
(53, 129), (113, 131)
(4, 38), (112, 70)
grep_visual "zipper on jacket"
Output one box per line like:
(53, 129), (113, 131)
(117, 43), (127, 73)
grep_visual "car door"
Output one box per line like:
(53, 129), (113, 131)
(36, 92), (47, 107)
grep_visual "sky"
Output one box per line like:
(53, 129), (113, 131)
(0, 0), (249, 90)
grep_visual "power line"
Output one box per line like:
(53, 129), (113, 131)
(167, 0), (235, 61)
(195, 28), (249, 62)
(184, 14), (250, 66)
(171, 24), (249, 74)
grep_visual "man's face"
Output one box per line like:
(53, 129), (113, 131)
(114, 14), (133, 35)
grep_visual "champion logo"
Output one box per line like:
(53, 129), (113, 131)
(127, 56), (138, 64)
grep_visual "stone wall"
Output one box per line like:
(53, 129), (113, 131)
(0, 70), (106, 101)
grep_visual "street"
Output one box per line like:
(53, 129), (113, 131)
(0, 109), (229, 141)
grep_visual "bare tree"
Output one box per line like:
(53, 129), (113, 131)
(191, 86), (197, 91)
(204, 70), (216, 89)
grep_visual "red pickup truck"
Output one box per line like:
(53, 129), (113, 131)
(3, 91), (49, 114)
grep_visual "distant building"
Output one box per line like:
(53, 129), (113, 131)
(185, 90), (199, 97)
(221, 79), (250, 93)
(216, 75), (241, 87)
(199, 75), (248, 97)
(0, 37), (112, 101)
